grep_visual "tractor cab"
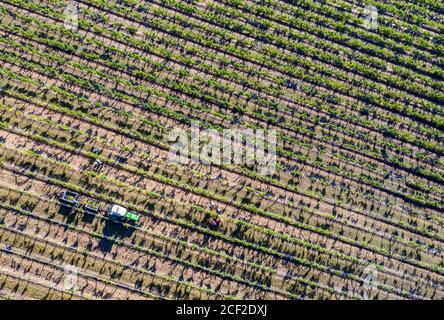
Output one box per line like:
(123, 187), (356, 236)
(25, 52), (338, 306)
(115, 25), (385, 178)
(108, 204), (127, 221)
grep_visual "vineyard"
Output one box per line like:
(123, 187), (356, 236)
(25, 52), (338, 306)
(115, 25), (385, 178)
(0, 0), (443, 300)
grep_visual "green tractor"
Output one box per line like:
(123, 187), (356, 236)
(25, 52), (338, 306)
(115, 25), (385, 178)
(107, 204), (140, 224)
